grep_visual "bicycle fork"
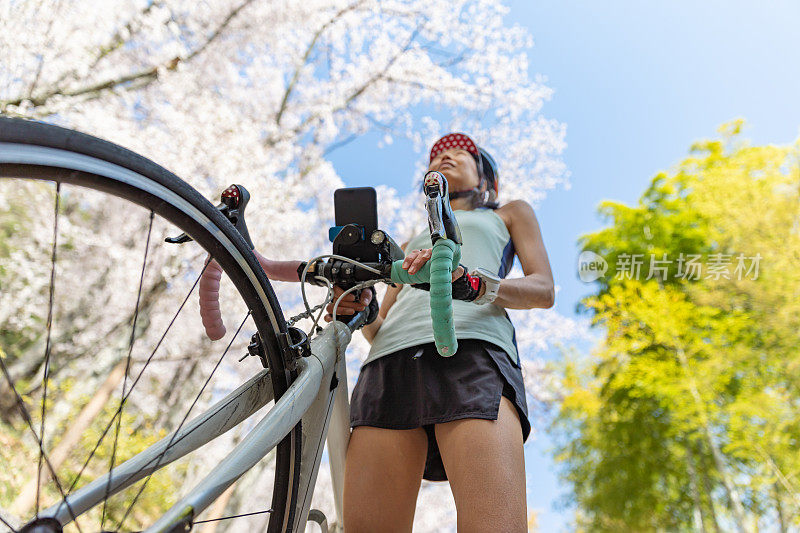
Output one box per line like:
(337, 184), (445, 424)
(289, 322), (352, 533)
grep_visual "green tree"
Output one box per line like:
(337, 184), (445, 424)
(553, 120), (800, 532)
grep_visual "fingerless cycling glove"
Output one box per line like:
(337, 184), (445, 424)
(411, 264), (482, 302)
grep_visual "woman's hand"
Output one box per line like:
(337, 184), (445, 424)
(402, 248), (465, 280)
(323, 286), (375, 322)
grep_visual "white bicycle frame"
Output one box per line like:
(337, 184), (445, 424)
(3, 135), (459, 533)
(36, 320), (353, 533)
(2, 140), (354, 533)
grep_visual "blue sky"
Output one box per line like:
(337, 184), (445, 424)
(328, 1), (800, 530)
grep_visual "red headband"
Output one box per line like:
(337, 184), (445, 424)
(429, 132), (480, 162)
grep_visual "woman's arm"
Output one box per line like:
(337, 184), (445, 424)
(253, 250), (304, 282)
(323, 241), (410, 344)
(199, 251), (305, 340)
(400, 204), (554, 310)
(493, 200), (555, 310)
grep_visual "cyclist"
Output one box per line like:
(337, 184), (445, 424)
(327, 133), (554, 532)
(198, 132), (554, 532)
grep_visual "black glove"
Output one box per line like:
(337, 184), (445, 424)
(363, 287), (380, 325)
(297, 260), (328, 287)
(331, 287), (379, 325)
(411, 264), (482, 302)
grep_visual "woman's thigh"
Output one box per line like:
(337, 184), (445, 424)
(344, 425), (429, 533)
(434, 396), (527, 533)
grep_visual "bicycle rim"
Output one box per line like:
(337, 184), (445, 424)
(0, 117), (302, 532)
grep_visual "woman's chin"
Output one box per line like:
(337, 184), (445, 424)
(437, 169), (453, 179)
(443, 172), (468, 186)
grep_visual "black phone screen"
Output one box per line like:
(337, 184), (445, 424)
(333, 187), (379, 261)
(334, 187), (378, 231)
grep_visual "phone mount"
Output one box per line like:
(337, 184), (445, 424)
(329, 224), (404, 265)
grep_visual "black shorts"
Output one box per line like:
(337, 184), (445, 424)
(349, 338), (531, 482)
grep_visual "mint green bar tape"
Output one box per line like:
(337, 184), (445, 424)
(390, 238), (461, 356)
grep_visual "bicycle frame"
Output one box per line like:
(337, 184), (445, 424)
(38, 320), (354, 533)
(2, 120), (460, 533)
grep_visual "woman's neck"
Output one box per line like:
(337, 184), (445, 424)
(450, 197), (474, 211)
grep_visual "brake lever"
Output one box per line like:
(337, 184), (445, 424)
(166, 184), (254, 249)
(423, 171), (462, 245)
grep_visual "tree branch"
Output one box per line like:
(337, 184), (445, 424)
(185, 0), (258, 62)
(268, 21), (424, 148)
(48, 2), (164, 92)
(275, 0), (367, 127)
(322, 133), (359, 157)
(0, 0), (255, 113)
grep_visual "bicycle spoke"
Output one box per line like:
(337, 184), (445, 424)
(101, 211), (154, 529)
(193, 509), (273, 525)
(54, 260), (210, 520)
(117, 312), (252, 530)
(0, 355), (83, 532)
(36, 181), (60, 517)
(0, 512), (18, 532)
(1, 122), (295, 533)
(117, 259), (210, 405)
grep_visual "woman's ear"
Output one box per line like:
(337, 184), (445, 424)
(471, 176), (489, 208)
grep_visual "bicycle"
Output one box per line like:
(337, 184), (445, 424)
(0, 116), (463, 533)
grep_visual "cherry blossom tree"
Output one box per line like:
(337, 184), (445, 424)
(1, 0), (574, 530)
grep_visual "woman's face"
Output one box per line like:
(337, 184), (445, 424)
(428, 148), (484, 192)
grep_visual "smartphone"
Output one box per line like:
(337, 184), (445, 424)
(334, 187), (378, 231)
(333, 187), (379, 261)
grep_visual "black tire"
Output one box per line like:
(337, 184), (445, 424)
(0, 116), (302, 532)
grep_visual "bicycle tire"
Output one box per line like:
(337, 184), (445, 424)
(0, 116), (302, 533)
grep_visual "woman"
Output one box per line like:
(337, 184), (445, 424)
(327, 133), (555, 532)
(198, 133), (554, 532)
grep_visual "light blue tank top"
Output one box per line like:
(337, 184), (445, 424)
(365, 208), (519, 367)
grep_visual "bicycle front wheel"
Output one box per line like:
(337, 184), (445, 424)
(0, 117), (301, 532)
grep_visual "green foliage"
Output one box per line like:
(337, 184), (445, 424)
(0, 179), (203, 530)
(0, 370), (184, 530)
(64, 403), (181, 530)
(553, 120), (800, 531)
(0, 181), (50, 360)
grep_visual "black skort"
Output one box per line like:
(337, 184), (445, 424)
(349, 338), (531, 482)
